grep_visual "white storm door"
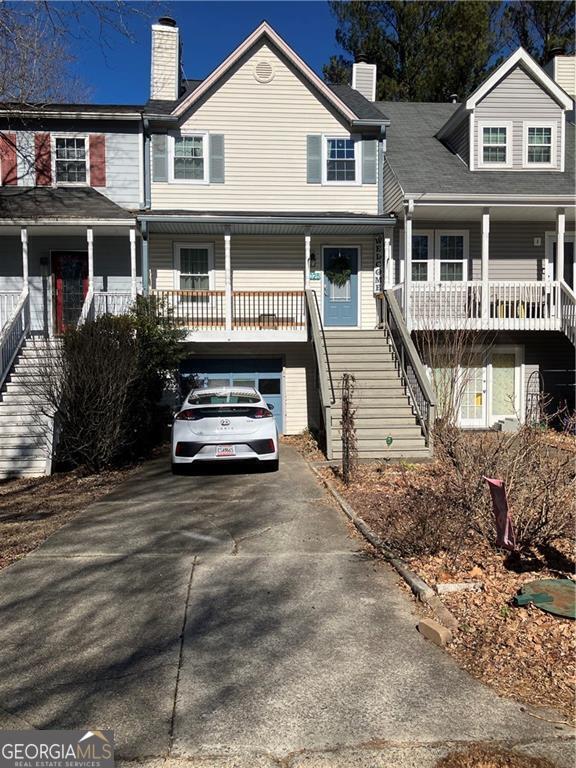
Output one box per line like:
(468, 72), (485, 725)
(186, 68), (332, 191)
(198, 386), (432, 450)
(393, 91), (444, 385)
(459, 352), (487, 427)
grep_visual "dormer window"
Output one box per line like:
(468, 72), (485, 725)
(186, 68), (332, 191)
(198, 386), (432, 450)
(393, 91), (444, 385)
(524, 124), (554, 167)
(478, 122), (512, 168)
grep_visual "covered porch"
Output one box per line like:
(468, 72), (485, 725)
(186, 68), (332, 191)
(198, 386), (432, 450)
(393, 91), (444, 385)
(140, 213), (394, 341)
(392, 201), (576, 344)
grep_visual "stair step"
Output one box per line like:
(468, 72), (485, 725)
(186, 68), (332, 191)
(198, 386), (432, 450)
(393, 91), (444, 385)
(0, 446), (48, 459)
(332, 449), (431, 460)
(332, 418), (422, 430)
(0, 404), (53, 414)
(329, 362), (397, 373)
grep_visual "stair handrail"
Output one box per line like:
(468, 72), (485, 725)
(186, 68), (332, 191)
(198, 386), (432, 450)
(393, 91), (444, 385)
(305, 289), (335, 406)
(0, 288), (30, 390)
(383, 288), (435, 447)
(77, 287), (95, 327)
(559, 279), (576, 346)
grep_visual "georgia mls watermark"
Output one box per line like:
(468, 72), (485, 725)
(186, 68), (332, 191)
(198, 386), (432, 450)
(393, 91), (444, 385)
(0, 731), (114, 768)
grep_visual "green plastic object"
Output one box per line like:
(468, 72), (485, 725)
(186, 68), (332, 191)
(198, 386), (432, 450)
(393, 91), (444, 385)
(514, 579), (576, 619)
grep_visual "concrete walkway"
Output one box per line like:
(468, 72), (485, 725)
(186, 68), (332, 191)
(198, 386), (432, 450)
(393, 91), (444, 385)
(0, 446), (573, 768)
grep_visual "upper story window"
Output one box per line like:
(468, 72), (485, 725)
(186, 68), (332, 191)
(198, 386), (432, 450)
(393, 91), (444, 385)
(54, 137), (87, 184)
(524, 124), (554, 167)
(323, 136), (360, 184)
(174, 243), (214, 291)
(171, 134), (208, 183)
(478, 122), (513, 168)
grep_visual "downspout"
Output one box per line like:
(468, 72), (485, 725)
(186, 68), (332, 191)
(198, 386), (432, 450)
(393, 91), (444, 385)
(141, 220), (149, 295)
(377, 125), (386, 216)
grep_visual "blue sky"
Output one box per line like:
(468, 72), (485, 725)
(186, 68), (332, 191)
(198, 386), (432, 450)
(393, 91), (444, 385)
(71, 1), (341, 104)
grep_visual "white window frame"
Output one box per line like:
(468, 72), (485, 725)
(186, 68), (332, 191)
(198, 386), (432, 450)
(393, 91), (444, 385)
(523, 121), (556, 169)
(434, 230), (469, 282)
(321, 135), (361, 186)
(52, 133), (89, 186)
(173, 242), (215, 290)
(477, 121), (513, 169)
(410, 230), (434, 283)
(169, 131), (209, 184)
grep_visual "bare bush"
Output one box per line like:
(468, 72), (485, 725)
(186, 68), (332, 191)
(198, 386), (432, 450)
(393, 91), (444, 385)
(434, 423), (576, 552)
(414, 328), (495, 427)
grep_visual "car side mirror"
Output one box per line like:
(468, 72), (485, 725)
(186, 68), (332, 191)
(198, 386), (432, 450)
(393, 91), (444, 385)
(267, 403), (274, 410)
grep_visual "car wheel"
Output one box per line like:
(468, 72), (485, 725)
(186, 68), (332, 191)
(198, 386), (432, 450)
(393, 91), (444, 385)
(261, 459), (279, 472)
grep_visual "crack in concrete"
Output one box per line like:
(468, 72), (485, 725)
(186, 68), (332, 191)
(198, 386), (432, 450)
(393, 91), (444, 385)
(167, 556), (197, 762)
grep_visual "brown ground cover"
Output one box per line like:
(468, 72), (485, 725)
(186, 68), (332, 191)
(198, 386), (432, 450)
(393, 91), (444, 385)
(0, 465), (137, 570)
(306, 431), (576, 723)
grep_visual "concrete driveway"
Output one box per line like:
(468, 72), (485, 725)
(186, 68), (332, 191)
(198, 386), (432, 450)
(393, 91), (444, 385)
(0, 446), (573, 768)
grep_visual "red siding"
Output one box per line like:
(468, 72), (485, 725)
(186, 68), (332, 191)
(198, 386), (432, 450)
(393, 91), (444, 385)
(89, 134), (106, 187)
(35, 133), (52, 186)
(0, 132), (18, 185)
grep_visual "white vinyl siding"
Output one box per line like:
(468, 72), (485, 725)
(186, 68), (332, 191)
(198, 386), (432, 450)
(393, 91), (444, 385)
(150, 42), (378, 213)
(474, 65), (563, 170)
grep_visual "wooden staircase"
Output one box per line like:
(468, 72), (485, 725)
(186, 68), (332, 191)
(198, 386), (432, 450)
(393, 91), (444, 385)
(0, 337), (59, 479)
(323, 330), (431, 461)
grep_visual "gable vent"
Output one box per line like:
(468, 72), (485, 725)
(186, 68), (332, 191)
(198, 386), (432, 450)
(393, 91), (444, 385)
(254, 60), (274, 83)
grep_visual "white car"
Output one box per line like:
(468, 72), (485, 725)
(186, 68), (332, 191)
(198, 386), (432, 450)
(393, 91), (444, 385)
(171, 386), (279, 473)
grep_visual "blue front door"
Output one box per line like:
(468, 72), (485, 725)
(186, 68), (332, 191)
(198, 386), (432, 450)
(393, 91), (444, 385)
(323, 247), (358, 327)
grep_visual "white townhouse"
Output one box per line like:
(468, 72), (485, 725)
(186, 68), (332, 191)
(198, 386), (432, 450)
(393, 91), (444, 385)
(0, 17), (574, 476)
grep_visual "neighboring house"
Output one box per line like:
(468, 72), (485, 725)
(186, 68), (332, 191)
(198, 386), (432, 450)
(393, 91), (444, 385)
(379, 48), (576, 429)
(0, 17), (574, 477)
(0, 104), (145, 334)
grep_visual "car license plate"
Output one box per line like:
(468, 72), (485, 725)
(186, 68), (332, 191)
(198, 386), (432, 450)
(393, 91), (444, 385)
(216, 445), (235, 457)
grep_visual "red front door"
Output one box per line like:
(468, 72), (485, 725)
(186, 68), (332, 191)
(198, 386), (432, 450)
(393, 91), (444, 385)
(52, 251), (88, 333)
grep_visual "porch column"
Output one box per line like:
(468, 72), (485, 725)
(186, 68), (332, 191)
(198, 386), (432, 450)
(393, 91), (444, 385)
(556, 208), (565, 284)
(481, 208), (490, 319)
(129, 228), (137, 299)
(224, 228), (232, 332)
(304, 231), (311, 288)
(404, 208), (413, 325)
(384, 234), (392, 289)
(20, 227), (28, 293)
(87, 228), (94, 292)
(141, 221), (149, 295)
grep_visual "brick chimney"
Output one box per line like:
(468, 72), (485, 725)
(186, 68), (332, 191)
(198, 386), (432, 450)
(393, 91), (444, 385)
(150, 17), (181, 101)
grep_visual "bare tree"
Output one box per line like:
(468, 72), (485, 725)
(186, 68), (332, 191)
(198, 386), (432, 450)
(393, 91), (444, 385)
(0, 1), (156, 105)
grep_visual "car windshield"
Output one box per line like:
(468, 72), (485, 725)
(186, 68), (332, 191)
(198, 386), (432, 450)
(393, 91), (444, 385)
(188, 391), (260, 405)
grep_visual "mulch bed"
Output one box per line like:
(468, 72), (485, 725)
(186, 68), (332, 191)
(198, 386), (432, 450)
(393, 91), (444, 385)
(0, 466), (138, 570)
(307, 452), (575, 724)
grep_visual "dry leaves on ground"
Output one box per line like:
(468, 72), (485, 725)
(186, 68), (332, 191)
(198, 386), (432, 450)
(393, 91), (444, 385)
(313, 456), (576, 723)
(434, 743), (556, 768)
(0, 466), (137, 570)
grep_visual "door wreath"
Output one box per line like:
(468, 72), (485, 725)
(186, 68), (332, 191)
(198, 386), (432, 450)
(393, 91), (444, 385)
(325, 252), (352, 288)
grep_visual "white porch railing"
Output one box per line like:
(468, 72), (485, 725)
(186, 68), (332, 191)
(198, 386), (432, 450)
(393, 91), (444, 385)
(406, 281), (566, 332)
(94, 292), (134, 319)
(0, 291), (22, 332)
(77, 291), (135, 328)
(0, 289), (30, 388)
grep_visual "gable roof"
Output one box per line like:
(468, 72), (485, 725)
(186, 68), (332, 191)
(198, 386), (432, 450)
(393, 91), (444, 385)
(164, 22), (386, 126)
(377, 100), (576, 199)
(465, 47), (573, 111)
